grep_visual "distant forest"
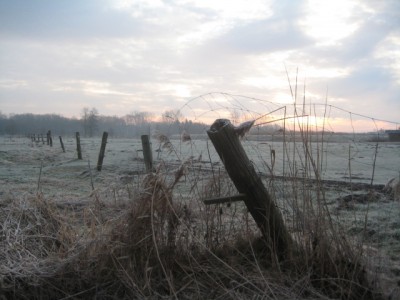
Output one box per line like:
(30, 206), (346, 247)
(0, 108), (211, 138)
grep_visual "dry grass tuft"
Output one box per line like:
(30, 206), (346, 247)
(0, 161), (385, 299)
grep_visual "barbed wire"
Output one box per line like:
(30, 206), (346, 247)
(170, 92), (400, 186)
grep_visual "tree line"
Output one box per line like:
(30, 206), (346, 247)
(0, 108), (209, 138)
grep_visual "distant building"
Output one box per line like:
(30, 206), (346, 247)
(386, 130), (400, 142)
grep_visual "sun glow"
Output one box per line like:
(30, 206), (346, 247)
(299, 0), (361, 46)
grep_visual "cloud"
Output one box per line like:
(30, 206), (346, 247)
(0, 0), (151, 40)
(0, 0), (398, 129)
(299, 0), (362, 46)
(200, 0), (310, 54)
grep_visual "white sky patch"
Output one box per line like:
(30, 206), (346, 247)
(113, 0), (273, 49)
(0, 79), (28, 89)
(243, 51), (296, 88)
(177, 0), (273, 21)
(328, 96), (350, 104)
(73, 80), (134, 96)
(159, 84), (192, 98)
(242, 49), (351, 94)
(241, 76), (287, 90)
(176, 21), (230, 48)
(50, 84), (76, 93)
(174, 85), (192, 98)
(300, 66), (352, 80)
(273, 92), (293, 105)
(113, 0), (166, 18)
(374, 32), (400, 85)
(73, 39), (148, 69)
(241, 66), (350, 90)
(299, 0), (361, 46)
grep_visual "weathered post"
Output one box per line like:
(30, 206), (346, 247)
(141, 134), (153, 173)
(41, 134), (45, 144)
(47, 130), (53, 147)
(76, 132), (82, 160)
(97, 131), (108, 171)
(59, 136), (65, 153)
(207, 119), (292, 260)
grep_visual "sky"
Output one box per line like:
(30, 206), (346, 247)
(0, 0), (399, 131)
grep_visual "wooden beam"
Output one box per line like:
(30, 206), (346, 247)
(203, 193), (247, 205)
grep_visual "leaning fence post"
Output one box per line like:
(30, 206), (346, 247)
(207, 119), (292, 260)
(97, 131), (108, 171)
(76, 132), (82, 160)
(59, 136), (65, 153)
(141, 134), (153, 173)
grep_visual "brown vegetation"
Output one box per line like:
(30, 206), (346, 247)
(1, 164), (384, 299)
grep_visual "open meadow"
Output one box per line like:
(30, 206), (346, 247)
(1, 132), (399, 299)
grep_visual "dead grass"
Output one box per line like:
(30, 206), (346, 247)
(0, 164), (385, 299)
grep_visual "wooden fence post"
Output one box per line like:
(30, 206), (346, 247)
(141, 134), (153, 173)
(59, 136), (65, 153)
(47, 130), (53, 147)
(97, 131), (108, 171)
(76, 132), (82, 160)
(207, 119), (292, 260)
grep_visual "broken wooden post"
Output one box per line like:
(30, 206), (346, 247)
(46, 131), (50, 145)
(97, 131), (108, 171)
(41, 134), (45, 144)
(76, 132), (82, 159)
(141, 134), (153, 173)
(59, 136), (65, 152)
(207, 119), (292, 259)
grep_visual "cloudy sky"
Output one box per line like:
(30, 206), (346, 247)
(0, 0), (399, 131)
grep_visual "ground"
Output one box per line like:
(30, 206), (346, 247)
(1, 135), (399, 298)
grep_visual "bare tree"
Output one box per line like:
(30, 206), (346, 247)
(82, 107), (99, 137)
(125, 111), (153, 126)
(161, 109), (183, 124)
(82, 107), (89, 137)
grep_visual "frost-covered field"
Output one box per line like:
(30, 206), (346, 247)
(1, 135), (398, 189)
(1, 135), (400, 296)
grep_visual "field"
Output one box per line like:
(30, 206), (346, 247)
(1, 132), (399, 299)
